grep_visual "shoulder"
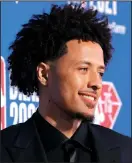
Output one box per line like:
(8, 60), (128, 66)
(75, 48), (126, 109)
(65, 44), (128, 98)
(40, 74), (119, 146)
(90, 123), (132, 145)
(1, 123), (23, 145)
(1, 116), (33, 147)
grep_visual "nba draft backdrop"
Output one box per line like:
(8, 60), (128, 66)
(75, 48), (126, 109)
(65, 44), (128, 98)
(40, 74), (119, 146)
(1, 1), (131, 137)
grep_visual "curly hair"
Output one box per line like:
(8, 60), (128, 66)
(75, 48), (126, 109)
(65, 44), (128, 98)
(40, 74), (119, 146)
(7, 3), (113, 96)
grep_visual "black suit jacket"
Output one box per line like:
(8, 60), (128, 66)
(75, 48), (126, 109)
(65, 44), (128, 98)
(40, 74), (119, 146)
(1, 112), (132, 163)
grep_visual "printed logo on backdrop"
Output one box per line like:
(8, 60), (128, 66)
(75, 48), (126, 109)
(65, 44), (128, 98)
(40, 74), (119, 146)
(94, 81), (122, 129)
(1, 56), (6, 130)
(9, 86), (39, 126)
(68, 0), (117, 15)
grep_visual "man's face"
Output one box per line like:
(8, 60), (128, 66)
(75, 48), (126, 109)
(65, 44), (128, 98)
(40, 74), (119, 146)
(48, 40), (105, 121)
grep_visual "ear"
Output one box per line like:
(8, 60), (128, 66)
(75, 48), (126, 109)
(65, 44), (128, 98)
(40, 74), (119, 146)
(37, 62), (49, 86)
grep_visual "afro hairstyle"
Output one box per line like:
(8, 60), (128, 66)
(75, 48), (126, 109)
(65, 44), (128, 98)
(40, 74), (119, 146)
(7, 3), (113, 96)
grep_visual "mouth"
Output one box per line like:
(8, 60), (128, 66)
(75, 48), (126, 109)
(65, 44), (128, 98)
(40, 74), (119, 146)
(78, 93), (97, 108)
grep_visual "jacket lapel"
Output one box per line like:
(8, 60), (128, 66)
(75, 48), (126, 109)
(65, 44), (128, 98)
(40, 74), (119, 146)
(89, 124), (121, 163)
(5, 116), (48, 162)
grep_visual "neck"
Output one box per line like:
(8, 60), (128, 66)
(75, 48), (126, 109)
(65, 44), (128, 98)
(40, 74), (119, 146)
(38, 95), (81, 138)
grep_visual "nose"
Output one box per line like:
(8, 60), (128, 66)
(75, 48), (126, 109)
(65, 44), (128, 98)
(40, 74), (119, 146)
(87, 71), (102, 91)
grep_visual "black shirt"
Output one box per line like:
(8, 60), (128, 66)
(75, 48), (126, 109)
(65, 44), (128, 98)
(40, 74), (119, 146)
(33, 110), (98, 162)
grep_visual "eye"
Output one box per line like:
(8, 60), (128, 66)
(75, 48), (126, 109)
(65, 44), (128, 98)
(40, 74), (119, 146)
(99, 72), (104, 77)
(79, 68), (88, 72)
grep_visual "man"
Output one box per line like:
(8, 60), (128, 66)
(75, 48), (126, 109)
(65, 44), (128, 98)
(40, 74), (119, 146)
(1, 3), (132, 163)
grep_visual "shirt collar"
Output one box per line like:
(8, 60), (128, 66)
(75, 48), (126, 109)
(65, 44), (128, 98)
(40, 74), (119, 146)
(71, 120), (93, 152)
(33, 110), (92, 152)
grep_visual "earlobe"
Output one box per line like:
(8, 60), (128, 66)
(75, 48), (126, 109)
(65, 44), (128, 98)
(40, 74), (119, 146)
(36, 62), (49, 86)
(42, 78), (48, 86)
(42, 74), (48, 86)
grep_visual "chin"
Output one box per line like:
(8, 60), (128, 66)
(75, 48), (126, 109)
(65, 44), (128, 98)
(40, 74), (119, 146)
(70, 110), (95, 122)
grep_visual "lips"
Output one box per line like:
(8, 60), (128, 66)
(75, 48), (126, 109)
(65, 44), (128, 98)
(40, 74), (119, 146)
(78, 92), (97, 108)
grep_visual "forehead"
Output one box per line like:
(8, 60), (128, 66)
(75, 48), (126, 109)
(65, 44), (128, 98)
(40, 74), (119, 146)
(65, 40), (104, 66)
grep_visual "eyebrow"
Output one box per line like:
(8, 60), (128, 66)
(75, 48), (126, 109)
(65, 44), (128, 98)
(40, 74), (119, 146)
(75, 61), (105, 70)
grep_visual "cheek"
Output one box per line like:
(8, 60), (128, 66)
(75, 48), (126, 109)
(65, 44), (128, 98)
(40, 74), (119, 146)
(49, 71), (85, 99)
(59, 73), (85, 93)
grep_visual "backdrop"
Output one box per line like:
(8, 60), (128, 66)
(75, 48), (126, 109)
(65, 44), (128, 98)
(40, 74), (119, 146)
(1, 1), (131, 137)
